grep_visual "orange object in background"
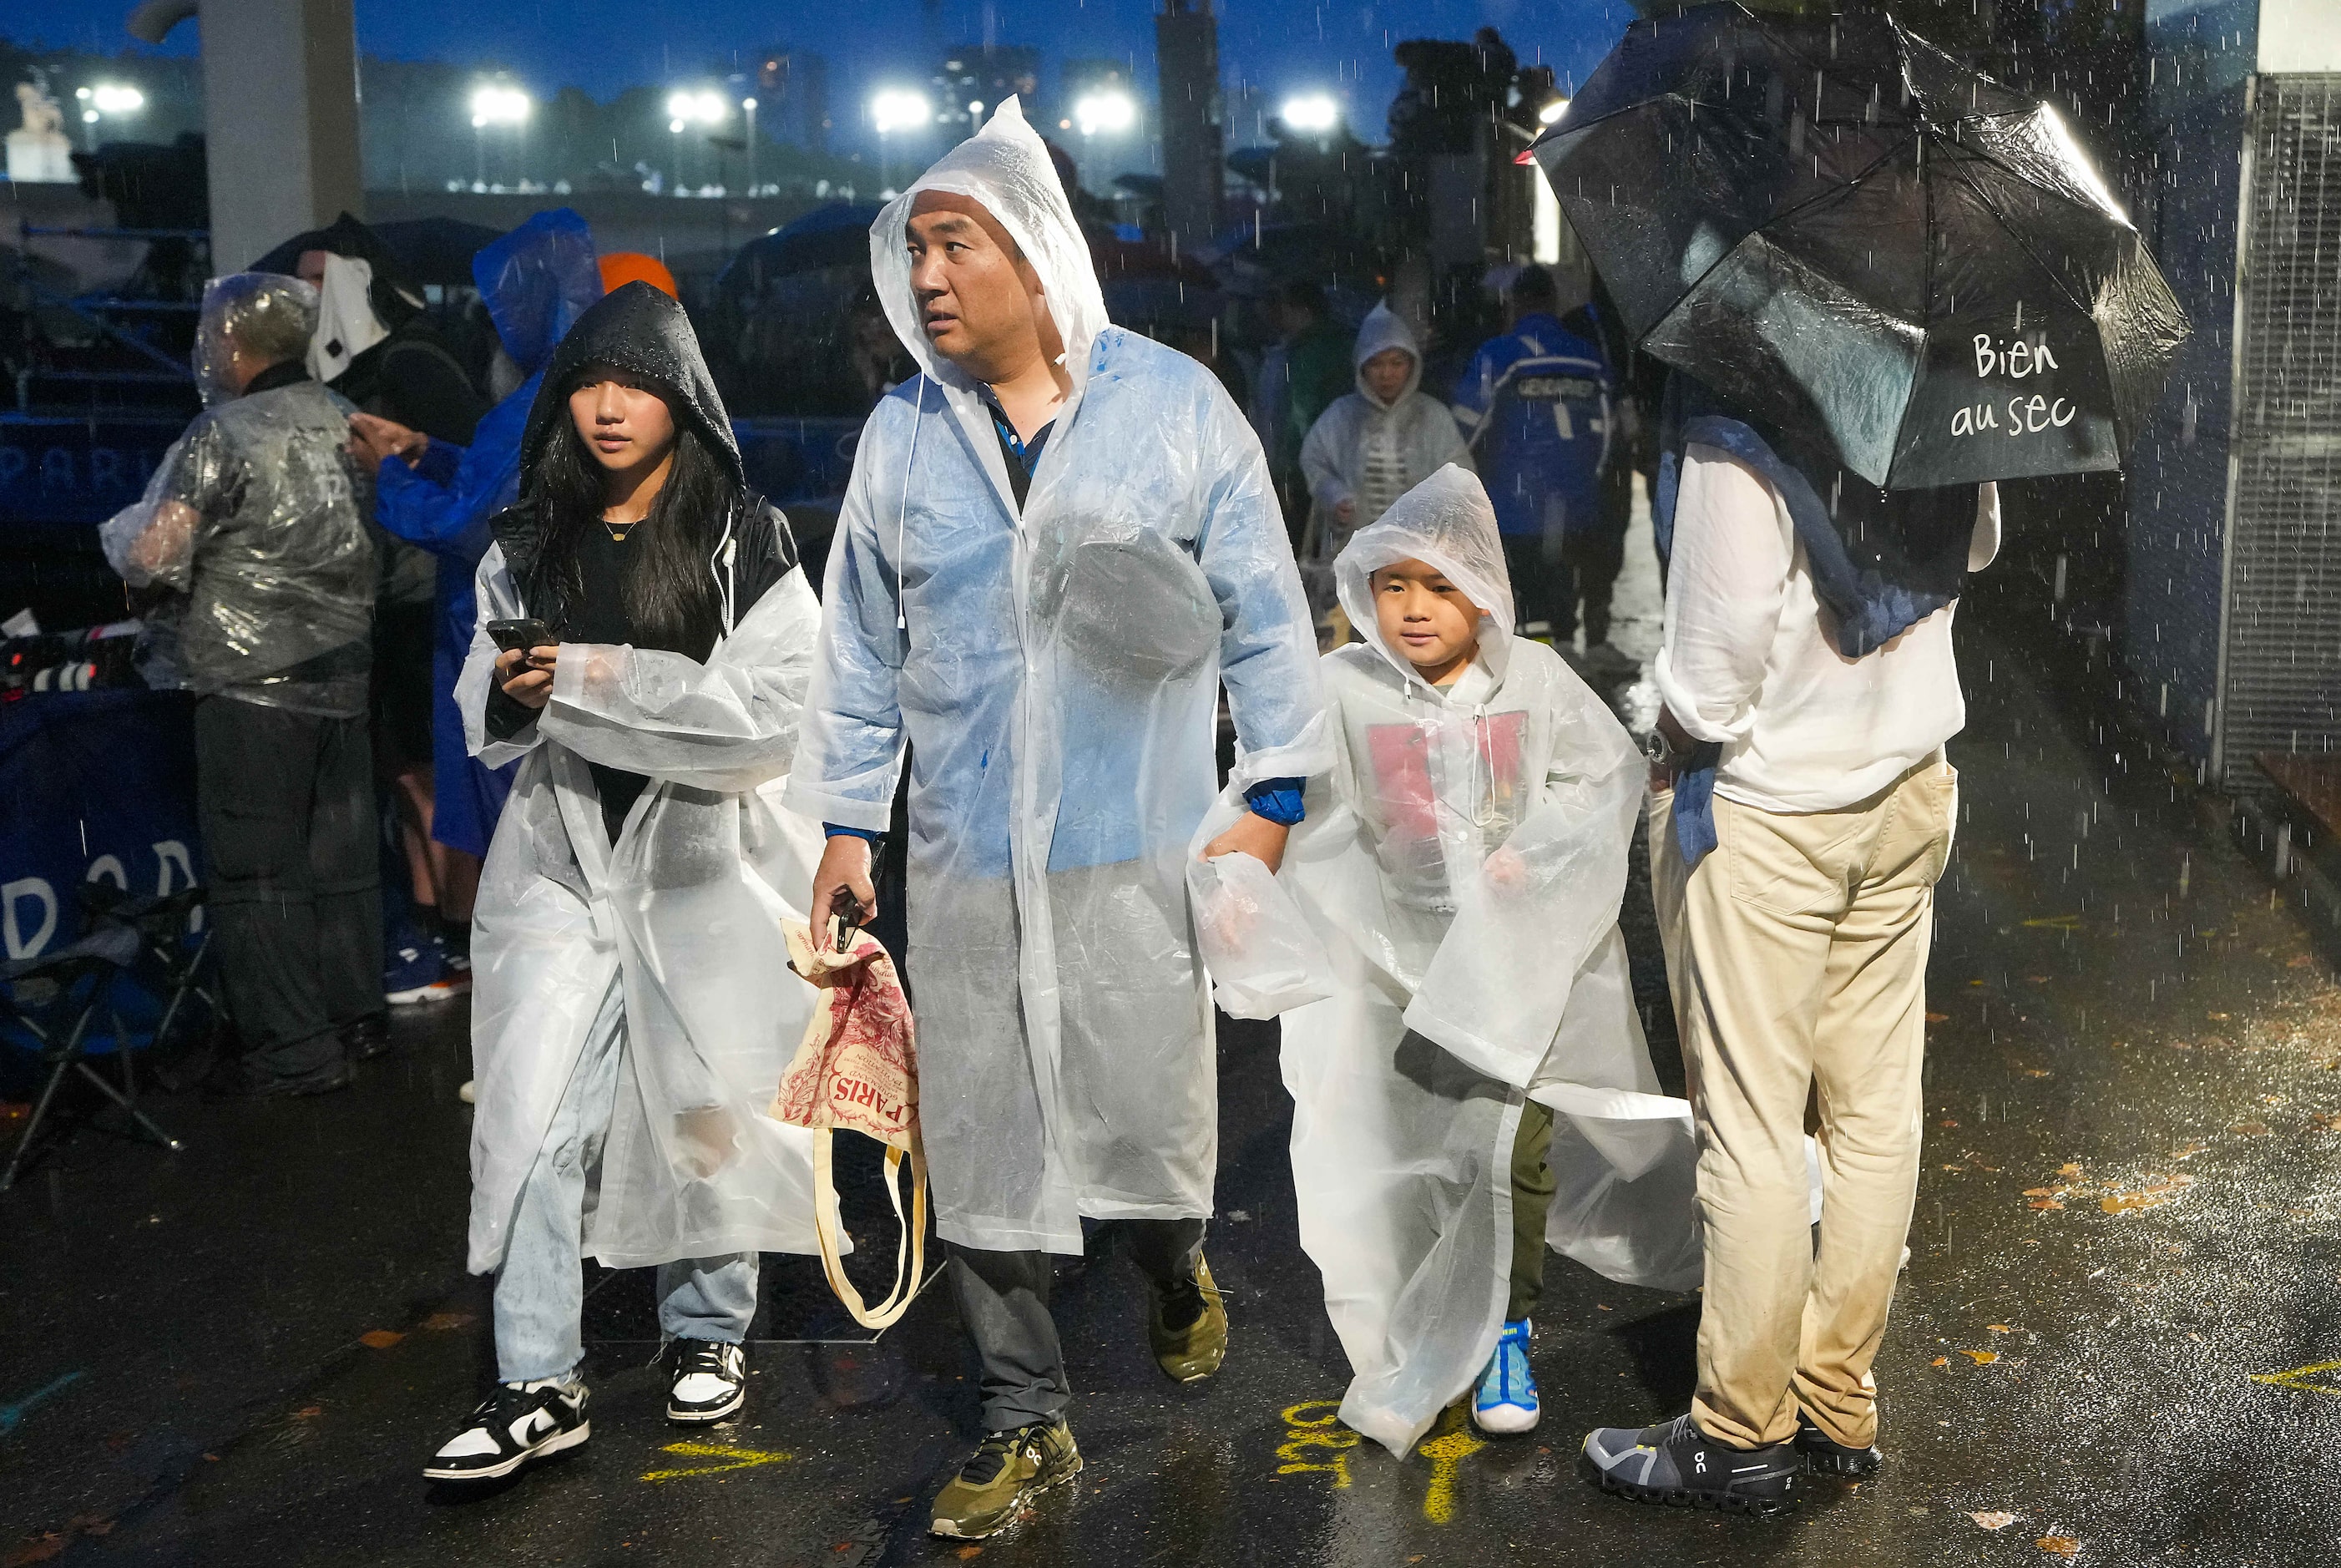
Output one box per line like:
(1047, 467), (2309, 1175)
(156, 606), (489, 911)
(597, 252), (678, 297)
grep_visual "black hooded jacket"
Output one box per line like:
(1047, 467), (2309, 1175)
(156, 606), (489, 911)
(484, 281), (797, 840)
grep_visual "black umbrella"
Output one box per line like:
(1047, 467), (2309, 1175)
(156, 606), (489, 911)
(1531, 3), (2187, 489)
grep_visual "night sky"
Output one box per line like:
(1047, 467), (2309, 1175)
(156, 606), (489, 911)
(18, 0), (1640, 151)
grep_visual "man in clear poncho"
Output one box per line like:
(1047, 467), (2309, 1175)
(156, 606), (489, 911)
(1193, 464), (1702, 1457)
(100, 273), (383, 1097)
(787, 97), (1328, 1538)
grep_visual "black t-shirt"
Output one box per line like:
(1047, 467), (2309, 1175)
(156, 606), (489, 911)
(484, 500), (795, 843)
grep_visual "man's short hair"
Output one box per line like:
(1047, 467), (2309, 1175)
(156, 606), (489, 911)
(1278, 278), (1327, 316)
(1510, 265), (1559, 310)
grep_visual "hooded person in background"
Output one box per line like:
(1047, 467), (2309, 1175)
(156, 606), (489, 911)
(348, 210), (604, 989)
(1247, 278), (1353, 543)
(425, 281), (833, 1485)
(788, 98), (1329, 1540)
(278, 214), (491, 1004)
(101, 275), (383, 1095)
(1298, 301), (1472, 626)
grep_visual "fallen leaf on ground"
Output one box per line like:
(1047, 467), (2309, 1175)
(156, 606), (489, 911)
(421, 1312), (475, 1332)
(291, 1406), (323, 1420)
(2056, 1163), (2082, 1176)
(1931, 1357), (1949, 1368)
(1969, 1510), (2017, 1530)
(2207, 1012), (2230, 1020)
(2030, 1199), (2065, 1211)
(2289, 953), (2315, 969)
(2023, 1186), (2058, 1196)
(1940, 1118), (1960, 1128)
(358, 1330), (404, 1349)
(1988, 1324), (2013, 1333)
(2229, 1121), (2270, 1136)
(2171, 1142), (2208, 1160)
(2101, 1176), (2194, 1212)
(2037, 1536), (2080, 1555)
(2025, 1069), (2053, 1078)
(955, 1549), (983, 1561)
(1926, 1012), (1949, 1023)
(1959, 1350), (1999, 1364)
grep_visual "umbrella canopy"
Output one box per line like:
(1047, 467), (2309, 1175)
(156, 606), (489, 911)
(1531, 2), (2187, 489)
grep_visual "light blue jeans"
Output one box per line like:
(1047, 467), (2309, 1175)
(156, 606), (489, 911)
(493, 989), (759, 1382)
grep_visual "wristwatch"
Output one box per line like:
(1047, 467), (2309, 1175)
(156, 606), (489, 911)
(1643, 727), (1687, 769)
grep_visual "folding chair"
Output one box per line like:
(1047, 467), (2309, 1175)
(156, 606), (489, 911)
(1, 924), (184, 1191)
(79, 883), (220, 1073)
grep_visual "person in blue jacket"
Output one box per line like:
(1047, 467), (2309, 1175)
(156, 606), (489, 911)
(1450, 266), (1621, 664)
(347, 210), (602, 979)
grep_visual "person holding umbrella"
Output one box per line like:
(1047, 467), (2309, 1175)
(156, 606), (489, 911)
(1534, 5), (2187, 1515)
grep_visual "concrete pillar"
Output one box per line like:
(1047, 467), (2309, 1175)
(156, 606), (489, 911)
(197, 0), (365, 270)
(1155, 0), (1223, 255)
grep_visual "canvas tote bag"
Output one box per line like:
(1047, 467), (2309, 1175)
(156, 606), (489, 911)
(774, 920), (928, 1328)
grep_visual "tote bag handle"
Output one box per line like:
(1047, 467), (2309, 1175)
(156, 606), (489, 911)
(811, 1127), (928, 1331)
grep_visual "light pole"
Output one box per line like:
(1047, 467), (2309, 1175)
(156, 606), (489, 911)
(1279, 92), (1339, 144)
(665, 89), (727, 193)
(742, 96), (758, 195)
(469, 81), (530, 191)
(870, 89), (931, 194)
(1070, 88), (1136, 201)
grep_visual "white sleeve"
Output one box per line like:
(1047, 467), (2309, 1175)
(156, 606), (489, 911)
(1651, 444), (1792, 746)
(1968, 480), (2002, 573)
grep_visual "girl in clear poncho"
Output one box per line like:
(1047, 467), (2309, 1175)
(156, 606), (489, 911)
(1194, 464), (1702, 1457)
(424, 282), (830, 1485)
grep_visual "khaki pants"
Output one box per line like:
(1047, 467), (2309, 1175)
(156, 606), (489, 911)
(1669, 757), (1956, 1450)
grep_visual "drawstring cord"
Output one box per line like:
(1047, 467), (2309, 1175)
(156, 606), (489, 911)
(895, 378), (925, 633)
(708, 503), (739, 634)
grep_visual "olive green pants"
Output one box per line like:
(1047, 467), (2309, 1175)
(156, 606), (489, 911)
(1508, 1097), (1556, 1322)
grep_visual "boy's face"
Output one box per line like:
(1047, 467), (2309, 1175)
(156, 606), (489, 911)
(1361, 347), (1413, 406)
(1370, 557), (1483, 685)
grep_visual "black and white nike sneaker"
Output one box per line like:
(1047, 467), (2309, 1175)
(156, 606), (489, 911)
(665, 1338), (747, 1424)
(423, 1378), (590, 1482)
(1580, 1412), (1800, 1516)
(1796, 1413), (1883, 1476)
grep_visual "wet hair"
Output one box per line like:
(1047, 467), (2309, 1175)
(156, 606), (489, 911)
(523, 381), (738, 660)
(227, 298), (315, 370)
(1510, 265), (1559, 309)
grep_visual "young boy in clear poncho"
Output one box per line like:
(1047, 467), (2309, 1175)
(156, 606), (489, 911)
(1191, 464), (1703, 1456)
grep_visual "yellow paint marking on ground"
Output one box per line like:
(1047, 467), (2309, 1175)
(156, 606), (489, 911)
(2251, 1362), (2341, 1397)
(639, 1440), (795, 1483)
(1274, 1399), (1357, 1487)
(1414, 1407), (1485, 1524)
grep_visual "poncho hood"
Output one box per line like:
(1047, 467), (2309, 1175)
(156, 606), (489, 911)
(868, 95), (1110, 394)
(519, 279), (742, 493)
(1335, 463), (1517, 685)
(1352, 300), (1423, 410)
(475, 206), (600, 377)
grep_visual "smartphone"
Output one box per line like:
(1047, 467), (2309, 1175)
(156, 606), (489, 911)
(486, 617), (554, 655)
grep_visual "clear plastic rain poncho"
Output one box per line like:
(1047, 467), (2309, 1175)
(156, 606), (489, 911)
(99, 273), (376, 716)
(1194, 464), (1701, 1456)
(785, 96), (1329, 1256)
(453, 282), (834, 1274)
(1297, 301), (1473, 608)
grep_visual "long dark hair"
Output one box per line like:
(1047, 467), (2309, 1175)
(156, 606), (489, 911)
(522, 387), (740, 661)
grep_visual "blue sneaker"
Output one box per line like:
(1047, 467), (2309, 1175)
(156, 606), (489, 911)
(383, 940), (445, 1005)
(1472, 1318), (1540, 1434)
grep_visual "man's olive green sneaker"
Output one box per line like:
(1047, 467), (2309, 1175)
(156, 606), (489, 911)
(928, 1419), (1082, 1539)
(1147, 1252), (1228, 1383)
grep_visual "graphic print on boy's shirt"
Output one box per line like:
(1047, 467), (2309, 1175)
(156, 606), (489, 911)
(1363, 708), (1527, 910)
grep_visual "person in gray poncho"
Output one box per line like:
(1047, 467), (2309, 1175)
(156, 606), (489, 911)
(107, 272), (383, 1097)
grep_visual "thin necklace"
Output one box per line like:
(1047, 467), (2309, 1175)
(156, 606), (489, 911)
(600, 512), (640, 543)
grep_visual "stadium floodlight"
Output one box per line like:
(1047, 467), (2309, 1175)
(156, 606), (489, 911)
(665, 89), (727, 127)
(1537, 96), (1570, 125)
(1280, 93), (1339, 134)
(1073, 89), (1136, 139)
(470, 83), (531, 128)
(871, 89), (933, 136)
(91, 83), (145, 115)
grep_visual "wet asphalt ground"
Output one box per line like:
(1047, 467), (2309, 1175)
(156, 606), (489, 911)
(7, 518), (2341, 1567)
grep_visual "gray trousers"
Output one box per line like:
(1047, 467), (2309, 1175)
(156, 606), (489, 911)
(948, 1217), (1205, 1431)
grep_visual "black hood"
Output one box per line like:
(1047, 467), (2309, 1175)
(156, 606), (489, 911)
(519, 281), (741, 493)
(251, 210), (425, 330)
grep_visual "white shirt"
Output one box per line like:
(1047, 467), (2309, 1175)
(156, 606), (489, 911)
(1653, 443), (2000, 814)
